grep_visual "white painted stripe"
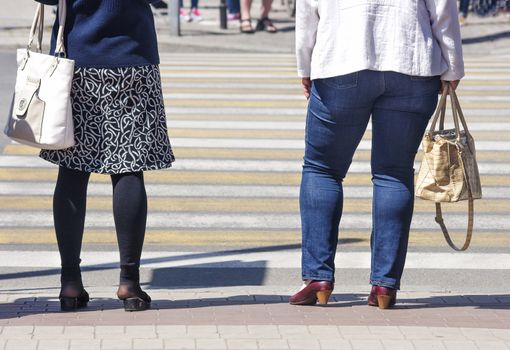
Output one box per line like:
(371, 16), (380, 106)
(459, 85), (510, 91)
(166, 107), (510, 116)
(162, 82), (510, 91)
(164, 93), (303, 101)
(169, 139), (510, 152)
(160, 66), (297, 72)
(0, 250), (509, 269)
(465, 68), (510, 72)
(163, 82), (299, 89)
(463, 75), (510, 80)
(0, 182), (508, 199)
(159, 67), (510, 73)
(161, 73), (295, 79)
(0, 210), (507, 230)
(420, 96), (510, 102)
(164, 93), (510, 103)
(3, 156), (510, 174)
(159, 53), (295, 57)
(169, 120), (306, 129)
(162, 72), (510, 80)
(167, 107), (305, 115)
(167, 120), (510, 132)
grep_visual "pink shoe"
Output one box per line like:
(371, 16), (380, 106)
(190, 7), (202, 22)
(228, 12), (241, 21)
(180, 8), (190, 21)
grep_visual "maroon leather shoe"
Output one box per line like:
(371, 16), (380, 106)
(289, 280), (334, 305)
(368, 285), (397, 309)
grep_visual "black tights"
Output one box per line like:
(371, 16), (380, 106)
(54, 167), (147, 285)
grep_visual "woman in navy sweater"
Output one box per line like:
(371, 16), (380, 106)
(36, 0), (174, 312)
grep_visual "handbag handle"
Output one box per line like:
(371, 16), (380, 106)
(428, 83), (473, 138)
(55, 0), (68, 56)
(28, 4), (44, 52)
(27, 0), (68, 56)
(432, 82), (475, 251)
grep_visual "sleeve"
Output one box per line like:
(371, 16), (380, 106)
(424, 0), (465, 80)
(35, 0), (58, 5)
(295, 0), (319, 78)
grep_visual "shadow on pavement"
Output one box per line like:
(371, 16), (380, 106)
(462, 30), (510, 44)
(0, 240), (363, 283)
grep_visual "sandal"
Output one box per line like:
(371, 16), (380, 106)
(240, 18), (255, 34)
(256, 17), (278, 33)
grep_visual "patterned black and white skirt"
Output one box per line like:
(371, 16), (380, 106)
(40, 65), (175, 174)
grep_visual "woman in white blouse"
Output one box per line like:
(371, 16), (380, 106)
(290, 0), (464, 309)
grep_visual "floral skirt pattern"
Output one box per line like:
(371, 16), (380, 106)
(40, 65), (175, 174)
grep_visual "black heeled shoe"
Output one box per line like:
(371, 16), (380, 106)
(117, 284), (151, 312)
(59, 282), (90, 311)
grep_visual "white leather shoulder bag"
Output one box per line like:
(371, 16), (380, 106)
(4, 0), (75, 150)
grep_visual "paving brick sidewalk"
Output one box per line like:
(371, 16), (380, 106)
(0, 288), (509, 349)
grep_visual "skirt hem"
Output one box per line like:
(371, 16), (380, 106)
(39, 155), (175, 175)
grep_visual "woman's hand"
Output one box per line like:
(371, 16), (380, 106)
(302, 78), (312, 99)
(440, 80), (460, 94)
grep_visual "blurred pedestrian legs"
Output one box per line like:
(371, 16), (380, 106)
(228, 0), (241, 21)
(459, 0), (470, 25)
(180, 0), (202, 22)
(240, 0), (277, 33)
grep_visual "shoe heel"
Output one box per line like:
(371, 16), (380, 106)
(60, 297), (79, 311)
(123, 298), (150, 312)
(377, 295), (393, 309)
(316, 290), (332, 305)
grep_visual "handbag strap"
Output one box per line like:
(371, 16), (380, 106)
(435, 198), (474, 251)
(433, 82), (475, 251)
(428, 84), (449, 134)
(27, 0), (68, 56)
(55, 0), (68, 56)
(27, 4), (44, 52)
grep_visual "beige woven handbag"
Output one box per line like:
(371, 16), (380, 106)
(415, 83), (482, 251)
(4, 0), (75, 150)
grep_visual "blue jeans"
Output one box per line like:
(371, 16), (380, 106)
(300, 70), (440, 289)
(227, 0), (240, 14)
(180, 0), (199, 8)
(459, 0), (470, 17)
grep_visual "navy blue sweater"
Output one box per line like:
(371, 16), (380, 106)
(36, 0), (160, 68)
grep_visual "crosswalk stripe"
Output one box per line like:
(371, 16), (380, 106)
(0, 196), (507, 213)
(8, 146), (510, 162)
(1, 250), (509, 269)
(3, 155), (510, 174)
(1, 53), (509, 248)
(164, 107), (510, 116)
(1, 168), (510, 187)
(1, 182), (509, 199)
(167, 129), (510, 141)
(164, 93), (510, 102)
(0, 228), (507, 246)
(0, 210), (507, 230)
